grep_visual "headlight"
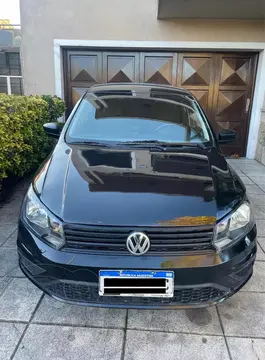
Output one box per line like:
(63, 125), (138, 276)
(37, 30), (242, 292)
(23, 185), (65, 249)
(214, 202), (253, 250)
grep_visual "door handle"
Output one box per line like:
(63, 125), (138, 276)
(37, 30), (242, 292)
(246, 98), (250, 113)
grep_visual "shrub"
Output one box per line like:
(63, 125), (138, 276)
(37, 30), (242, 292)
(0, 94), (66, 191)
(41, 95), (66, 122)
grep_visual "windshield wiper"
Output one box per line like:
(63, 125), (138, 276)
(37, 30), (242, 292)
(117, 140), (206, 150)
(164, 142), (206, 150)
(69, 141), (112, 147)
(70, 140), (207, 150)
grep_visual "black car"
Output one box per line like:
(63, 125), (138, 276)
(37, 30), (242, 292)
(18, 83), (257, 308)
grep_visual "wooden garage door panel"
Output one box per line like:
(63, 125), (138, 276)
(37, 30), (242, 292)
(69, 53), (102, 83)
(177, 54), (214, 119)
(215, 89), (248, 155)
(103, 52), (139, 83)
(211, 54), (256, 156)
(220, 57), (251, 86)
(188, 90), (209, 113)
(216, 90), (247, 120)
(180, 56), (212, 86)
(71, 87), (88, 106)
(66, 52), (103, 109)
(64, 50), (257, 156)
(140, 53), (177, 85)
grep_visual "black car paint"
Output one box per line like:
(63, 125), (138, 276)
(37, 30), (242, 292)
(18, 83), (257, 308)
(35, 143), (243, 225)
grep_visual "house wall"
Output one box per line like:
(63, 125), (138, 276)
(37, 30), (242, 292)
(20, 0), (265, 160)
(256, 108), (265, 164)
(20, 0), (265, 95)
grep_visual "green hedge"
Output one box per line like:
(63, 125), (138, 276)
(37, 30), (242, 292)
(0, 94), (66, 190)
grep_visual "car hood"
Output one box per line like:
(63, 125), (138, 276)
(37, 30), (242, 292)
(35, 143), (245, 226)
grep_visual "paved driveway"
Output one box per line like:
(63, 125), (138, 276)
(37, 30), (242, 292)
(0, 158), (265, 360)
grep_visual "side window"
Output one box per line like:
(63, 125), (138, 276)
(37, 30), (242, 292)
(0, 52), (23, 95)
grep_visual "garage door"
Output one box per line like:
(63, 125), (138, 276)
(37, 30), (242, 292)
(63, 50), (258, 156)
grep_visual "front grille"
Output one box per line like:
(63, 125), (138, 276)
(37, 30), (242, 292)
(46, 281), (225, 306)
(63, 224), (214, 254)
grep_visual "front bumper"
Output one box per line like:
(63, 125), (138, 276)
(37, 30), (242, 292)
(18, 221), (257, 309)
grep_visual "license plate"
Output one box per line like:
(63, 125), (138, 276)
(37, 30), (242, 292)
(99, 270), (174, 297)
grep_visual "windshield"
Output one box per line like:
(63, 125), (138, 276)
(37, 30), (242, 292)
(66, 92), (212, 145)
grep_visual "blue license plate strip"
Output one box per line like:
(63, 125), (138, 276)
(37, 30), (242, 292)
(99, 270), (174, 297)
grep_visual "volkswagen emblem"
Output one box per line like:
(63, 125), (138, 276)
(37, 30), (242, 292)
(126, 232), (150, 255)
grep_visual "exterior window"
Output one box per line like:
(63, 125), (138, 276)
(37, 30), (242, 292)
(0, 77), (8, 93)
(10, 77), (23, 94)
(0, 52), (23, 95)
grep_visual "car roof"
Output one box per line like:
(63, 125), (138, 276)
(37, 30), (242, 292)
(87, 83), (194, 100)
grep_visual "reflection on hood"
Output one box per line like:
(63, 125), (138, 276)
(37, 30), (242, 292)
(36, 142), (245, 225)
(70, 146), (215, 201)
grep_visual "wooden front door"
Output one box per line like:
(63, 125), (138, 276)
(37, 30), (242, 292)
(64, 50), (257, 156)
(212, 54), (257, 156)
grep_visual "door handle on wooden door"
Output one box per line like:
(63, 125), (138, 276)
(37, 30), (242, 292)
(246, 98), (250, 113)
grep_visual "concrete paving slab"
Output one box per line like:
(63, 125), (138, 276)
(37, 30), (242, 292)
(0, 223), (17, 246)
(248, 176), (265, 185)
(235, 164), (265, 172)
(256, 243), (265, 261)
(127, 307), (222, 335)
(0, 192), (23, 219)
(258, 237), (265, 252)
(245, 184), (265, 195)
(231, 159), (265, 168)
(124, 330), (229, 360)
(0, 278), (42, 321)
(258, 183), (265, 192)
(256, 220), (265, 236)
(1, 230), (17, 248)
(248, 194), (265, 206)
(239, 176), (254, 185)
(0, 248), (24, 277)
(227, 337), (265, 360)
(228, 159), (259, 165)
(33, 295), (127, 328)
(242, 171), (265, 178)
(253, 206), (265, 220)
(1, 229), (17, 248)
(241, 261), (265, 292)
(0, 276), (11, 295)
(218, 292), (265, 337)
(0, 322), (26, 360)
(13, 324), (124, 360)
(249, 194), (265, 206)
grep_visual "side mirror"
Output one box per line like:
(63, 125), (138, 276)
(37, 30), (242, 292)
(43, 122), (61, 138)
(218, 130), (237, 144)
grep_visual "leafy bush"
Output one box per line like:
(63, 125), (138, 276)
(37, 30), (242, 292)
(0, 94), (66, 190)
(41, 95), (66, 122)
